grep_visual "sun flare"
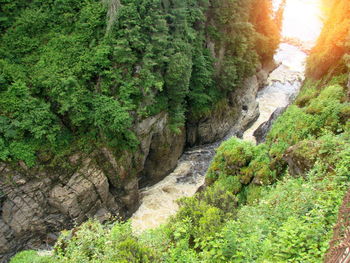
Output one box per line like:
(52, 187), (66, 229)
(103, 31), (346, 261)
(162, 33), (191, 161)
(281, 0), (323, 44)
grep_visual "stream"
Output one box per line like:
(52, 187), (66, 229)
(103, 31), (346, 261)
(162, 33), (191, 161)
(131, 0), (323, 233)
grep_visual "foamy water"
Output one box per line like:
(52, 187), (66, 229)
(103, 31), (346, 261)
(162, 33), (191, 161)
(131, 0), (323, 233)
(242, 44), (305, 143)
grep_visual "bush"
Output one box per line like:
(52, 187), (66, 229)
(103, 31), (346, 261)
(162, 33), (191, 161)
(306, 0), (350, 79)
(218, 173), (347, 263)
(207, 138), (275, 192)
(266, 81), (349, 173)
(52, 220), (158, 263)
(10, 251), (52, 263)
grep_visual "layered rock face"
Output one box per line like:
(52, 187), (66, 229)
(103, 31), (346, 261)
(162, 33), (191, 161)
(0, 113), (185, 262)
(0, 158), (119, 260)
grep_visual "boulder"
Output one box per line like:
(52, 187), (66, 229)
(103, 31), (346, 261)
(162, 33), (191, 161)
(283, 141), (319, 177)
(253, 107), (287, 144)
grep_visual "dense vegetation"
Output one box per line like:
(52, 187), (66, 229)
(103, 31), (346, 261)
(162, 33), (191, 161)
(7, 0), (350, 262)
(10, 73), (350, 262)
(307, 0), (350, 78)
(10, 7), (350, 260)
(0, 0), (279, 167)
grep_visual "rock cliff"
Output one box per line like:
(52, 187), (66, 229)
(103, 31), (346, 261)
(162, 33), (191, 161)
(0, 112), (185, 262)
(0, 58), (274, 263)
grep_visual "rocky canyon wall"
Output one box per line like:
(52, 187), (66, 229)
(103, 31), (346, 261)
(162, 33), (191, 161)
(0, 63), (274, 262)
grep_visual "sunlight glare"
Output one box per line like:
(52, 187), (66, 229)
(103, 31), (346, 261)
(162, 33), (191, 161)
(282, 0), (323, 45)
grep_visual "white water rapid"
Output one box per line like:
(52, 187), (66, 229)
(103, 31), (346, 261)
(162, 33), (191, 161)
(131, 0), (323, 233)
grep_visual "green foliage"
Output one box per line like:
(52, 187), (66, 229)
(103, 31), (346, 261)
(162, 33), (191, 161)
(249, 0), (280, 61)
(12, 221), (160, 263)
(207, 138), (275, 189)
(17, 169), (347, 263)
(187, 45), (217, 118)
(148, 74), (349, 262)
(219, 173), (346, 263)
(209, 0), (256, 91)
(294, 79), (319, 107)
(54, 220), (158, 263)
(12, 75), (350, 263)
(9, 2), (350, 260)
(165, 52), (192, 128)
(0, 0), (278, 165)
(0, 81), (63, 166)
(306, 0), (350, 78)
(265, 82), (349, 173)
(10, 250), (52, 263)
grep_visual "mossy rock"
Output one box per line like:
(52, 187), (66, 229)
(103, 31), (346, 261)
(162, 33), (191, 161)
(245, 184), (262, 205)
(283, 140), (320, 177)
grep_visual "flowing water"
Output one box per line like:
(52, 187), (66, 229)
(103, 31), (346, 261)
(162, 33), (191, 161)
(131, 0), (323, 233)
(243, 44), (306, 143)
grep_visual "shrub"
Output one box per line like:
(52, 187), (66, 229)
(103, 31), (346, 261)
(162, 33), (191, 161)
(10, 251), (52, 263)
(53, 220), (159, 263)
(219, 173), (347, 263)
